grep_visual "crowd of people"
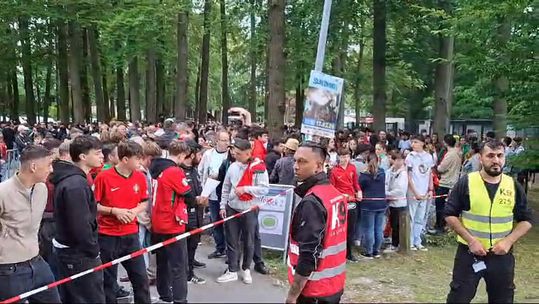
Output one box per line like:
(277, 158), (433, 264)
(0, 118), (532, 303)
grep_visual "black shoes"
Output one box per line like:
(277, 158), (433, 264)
(208, 250), (226, 259)
(254, 263), (270, 275)
(347, 255), (359, 263)
(193, 260), (207, 268)
(116, 286), (130, 299)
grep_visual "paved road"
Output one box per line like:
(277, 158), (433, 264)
(118, 243), (287, 303)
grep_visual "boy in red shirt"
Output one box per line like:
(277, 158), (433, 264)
(330, 147), (363, 262)
(94, 141), (150, 304)
(149, 140), (200, 303)
(250, 128), (268, 161)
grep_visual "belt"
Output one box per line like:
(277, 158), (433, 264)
(0, 255), (40, 267)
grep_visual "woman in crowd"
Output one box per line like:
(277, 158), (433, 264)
(358, 152), (387, 259)
(375, 143), (390, 172)
(384, 152), (408, 252)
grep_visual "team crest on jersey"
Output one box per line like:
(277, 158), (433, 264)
(182, 178), (189, 186)
(133, 184), (140, 193)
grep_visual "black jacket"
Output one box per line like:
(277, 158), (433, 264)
(291, 172), (329, 277)
(51, 160), (99, 258)
(180, 163), (203, 229)
(216, 151), (236, 202)
(265, 150), (281, 176)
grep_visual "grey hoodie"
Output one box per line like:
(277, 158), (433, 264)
(220, 160), (270, 211)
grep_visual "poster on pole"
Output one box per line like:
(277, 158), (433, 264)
(300, 70), (344, 139)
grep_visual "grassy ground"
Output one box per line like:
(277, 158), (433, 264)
(265, 184), (539, 303)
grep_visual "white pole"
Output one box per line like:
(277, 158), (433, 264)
(314, 0), (332, 71)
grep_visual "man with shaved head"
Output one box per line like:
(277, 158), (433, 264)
(286, 142), (348, 304)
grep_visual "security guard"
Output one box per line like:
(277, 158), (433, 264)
(286, 143), (347, 304)
(444, 140), (533, 303)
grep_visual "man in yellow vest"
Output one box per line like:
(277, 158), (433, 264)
(444, 140), (533, 303)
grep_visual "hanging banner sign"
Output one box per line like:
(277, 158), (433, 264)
(300, 70), (344, 139)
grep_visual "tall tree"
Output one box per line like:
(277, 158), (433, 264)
(57, 22), (70, 123)
(88, 27), (107, 122)
(19, 17), (36, 125)
(146, 49), (157, 123)
(68, 20), (85, 124)
(433, 0), (455, 136)
(372, 0), (387, 132)
(156, 57), (166, 117)
(248, 0), (257, 118)
(220, 0), (230, 123)
(267, 0), (286, 138)
(198, 0), (212, 124)
(175, 7), (189, 120)
(43, 65), (52, 123)
(128, 56), (141, 122)
(116, 65), (126, 121)
(81, 28), (91, 121)
(10, 70), (19, 121)
(493, 17), (510, 139)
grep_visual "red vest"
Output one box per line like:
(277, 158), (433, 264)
(236, 158), (266, 201)
(288, 184), (347, 298)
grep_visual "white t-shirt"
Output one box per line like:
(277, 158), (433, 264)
(198, 148), (228, 200)
(405, 151), (434, 196)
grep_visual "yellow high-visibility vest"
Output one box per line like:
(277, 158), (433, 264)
(457, 171), (515, 249)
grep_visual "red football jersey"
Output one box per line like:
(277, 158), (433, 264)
(151, 166), (191, 234)
(93, 167), (149, 236)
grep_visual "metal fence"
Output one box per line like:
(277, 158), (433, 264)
(1, 149), (20, 182)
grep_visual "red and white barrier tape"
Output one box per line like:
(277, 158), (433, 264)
(1, 190), (450, 303)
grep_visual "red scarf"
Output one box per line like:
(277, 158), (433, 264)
(237, 158), (266, 201)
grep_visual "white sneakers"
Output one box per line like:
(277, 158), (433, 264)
(242, 269), (252, 284)
(216, 269), (253, 284)
(216, 270), (238, 283)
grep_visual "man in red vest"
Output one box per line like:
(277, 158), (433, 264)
(286, 142), (347, 304)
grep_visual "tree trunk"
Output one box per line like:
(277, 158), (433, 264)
(372, 0), (387, 132)
(248, 0), (257, 119)
(198, 0), (211, 124)
(102, 62), (110, 121)
(129, 57), (141, 122)
(194, 64), (201, 121)
(294, 72), (305, 128)
(116, 66), (126, 121)
(175, 9), (189, 120)
(87, 27), (106, 122)
(493, 17), (511, 139)
(156, 57), (166, 117)
(355, 17), (366, 126)
(432, 0), (454, 137)
(81, 28), (91, 121)
(220, 0), (230, 123)
(10, 68), (20, 121)
(68, 20), (85, 124)
(267, 0), (286, 137)
(146, 49), (158, 123)
(19, 17), (36, 125)
(57, 22), (70, 123)
(43, 65), (52, 123)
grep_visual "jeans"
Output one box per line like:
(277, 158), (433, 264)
(139, 224), (156, 280)
(209, 199), (226, 253)
(99, 233), (150, 304)
(55, 249), (105, 303)
(152, 234), (188, 304)
(224, 205), (258, 272)
(447, 244), (515, 303)
(0, 255), (61, 303)
(38, 219), (58, 279)
(408, 197), (428, 247)
(346, 204), (358, 257)
(435, 187), (451, 231)
(360, 209), (386, 256)
(389, 207), (407, 247)
(355, 207), (363, 242)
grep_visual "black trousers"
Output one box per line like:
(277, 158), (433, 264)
(153, 233), (188, 304)
(297, 289), (343, 304)
(346, 204), (358, 257)
(435, 187), (451, 231)
(253, 218), (265, 266)
(99, 233), (150, 304)
(186, 230), (201, 278)
(447, 243), (515, 303)
(389, 206), (406, 247)
(38, 219), (58, 279)
(55, 249), (105, 303)
(0, 255), (61, 304)
(224, 205), (259, 272)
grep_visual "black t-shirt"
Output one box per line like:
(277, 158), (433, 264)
(444, 174), (533, 224)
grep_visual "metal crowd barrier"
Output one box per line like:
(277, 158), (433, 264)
(1, 149), (20, 181)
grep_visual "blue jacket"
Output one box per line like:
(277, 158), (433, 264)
(358, 168), (387, 211)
